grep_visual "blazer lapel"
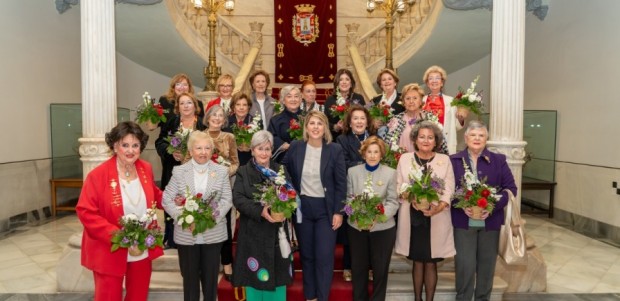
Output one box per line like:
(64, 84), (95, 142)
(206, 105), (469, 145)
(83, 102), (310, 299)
(320, 144), (329, 183)
(135, 160), (154, 209)
(107, 158), (125, 219)
(295, 143), (308, 189)
(204, 162), (216, 196)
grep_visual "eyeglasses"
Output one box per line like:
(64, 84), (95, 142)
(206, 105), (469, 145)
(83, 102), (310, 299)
(219, 84), (233, 88)
(427, 77), (442, 81)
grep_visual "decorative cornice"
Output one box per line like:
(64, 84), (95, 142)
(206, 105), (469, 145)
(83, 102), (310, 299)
(442, 0), (548, 21)
(56, 0), (163, 14)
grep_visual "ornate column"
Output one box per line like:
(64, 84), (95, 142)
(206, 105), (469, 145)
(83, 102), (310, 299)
(487, 0), (527, 210)
(78, 0), (117, 177)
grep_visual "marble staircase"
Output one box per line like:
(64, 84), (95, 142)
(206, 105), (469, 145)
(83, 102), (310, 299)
(57, 233), (508, 300)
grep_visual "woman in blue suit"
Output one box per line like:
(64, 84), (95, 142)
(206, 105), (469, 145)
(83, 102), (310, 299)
(282, 110), (347, 301)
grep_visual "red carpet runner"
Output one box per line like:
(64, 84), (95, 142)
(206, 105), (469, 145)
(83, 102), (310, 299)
(217, 245), (355, 301)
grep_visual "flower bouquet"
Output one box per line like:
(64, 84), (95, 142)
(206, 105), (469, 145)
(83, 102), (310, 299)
(273, 100), (283, 115)
(211, 149), (231, 167)
(453, 159), (502, 219)
(253, 166), (297, 221)
(136, 92), (168, 130)
(368, 99), (394, 124)
(399, 161), (445, 210)
(232, 114), (261, 151)
(343, 174), (387, 230)
(287, 116), (304, 141)
(165, 127), (192, 158)
(329, 91), (349, 121)
(176, 188), (221, 236)
(381, 135), (407, 169)
(450, 76), (484, 116)
(111, 205), (163, 255)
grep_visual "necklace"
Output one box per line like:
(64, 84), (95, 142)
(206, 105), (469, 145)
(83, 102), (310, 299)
(193, 165), (207, 174)
(117, 159), (134, 179)
(208, 130), (222, 140)
(120, 180), (142, 207)
(415, 152), (435, 167)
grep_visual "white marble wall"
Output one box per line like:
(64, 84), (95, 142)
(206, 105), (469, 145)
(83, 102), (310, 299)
(554, 162), (620, 229)
(0, 160), (53, 231)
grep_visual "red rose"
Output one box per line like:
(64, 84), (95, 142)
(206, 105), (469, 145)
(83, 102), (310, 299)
(376, 203), (385, 214)
(336, 105), (345, 112)
(383, 109), (389, 116)
(481, 189), (491, 197)
(465, 190), (473, 200)
(288, 189), (297, 199)
(455, 92), (463, 99)
(211, 153), (219, 162)
(394, 152), (402, 161)
(196, 193), (203, 199)
(477, 198), (488, 208)
(156, 107), (163, 116)
(238, 120), (244, 126)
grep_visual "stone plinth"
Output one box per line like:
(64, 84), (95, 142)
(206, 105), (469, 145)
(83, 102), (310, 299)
(56, 233), (94, 292)
(495, 234), (547, 292)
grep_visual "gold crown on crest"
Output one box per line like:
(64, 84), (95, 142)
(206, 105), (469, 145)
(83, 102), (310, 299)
(294, 4), (315, 13)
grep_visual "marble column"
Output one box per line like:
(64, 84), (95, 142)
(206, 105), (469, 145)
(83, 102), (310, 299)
(487, 0), (527, 209)
(78, 0), (117, 177)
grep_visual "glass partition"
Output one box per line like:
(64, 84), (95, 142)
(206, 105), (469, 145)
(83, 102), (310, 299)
(480, 110), (557, 182)
(50, 104), (131, 179)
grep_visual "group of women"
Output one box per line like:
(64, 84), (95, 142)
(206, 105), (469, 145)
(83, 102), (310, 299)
(75, 65), (517, 301)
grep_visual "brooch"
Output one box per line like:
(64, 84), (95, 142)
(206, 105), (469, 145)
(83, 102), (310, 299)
(377, 180), (384, 186)
(210, 171), (217, 178)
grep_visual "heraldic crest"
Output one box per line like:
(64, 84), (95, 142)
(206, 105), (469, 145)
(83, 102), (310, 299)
(292, 4), (319, 46)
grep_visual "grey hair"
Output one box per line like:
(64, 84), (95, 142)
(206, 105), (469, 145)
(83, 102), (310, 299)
(187, 131), (214, 151)
(464, 120), (489, 137)
(410, 121), (444, 152)
(250, 130), (274, 149)
(279, 85), (300, 103)
(203, 105), (229, 129)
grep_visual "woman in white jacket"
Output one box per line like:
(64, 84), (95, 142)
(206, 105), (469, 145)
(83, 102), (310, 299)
(422, 65), (466, 154)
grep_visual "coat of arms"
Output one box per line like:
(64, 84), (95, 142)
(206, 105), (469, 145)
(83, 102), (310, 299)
(292, 4), (319, 46)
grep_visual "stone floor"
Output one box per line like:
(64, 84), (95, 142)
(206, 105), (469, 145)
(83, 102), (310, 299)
(0, 212), (619, 299)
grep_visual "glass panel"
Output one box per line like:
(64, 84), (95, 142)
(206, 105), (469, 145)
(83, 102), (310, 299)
(479, 110), (557, 181)
(50, 104), (131, 179)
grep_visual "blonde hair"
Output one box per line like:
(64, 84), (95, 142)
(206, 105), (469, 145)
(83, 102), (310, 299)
(360, 136), (386, 158)
(303, 111), (332, 143)
(422, 65), (447, 85)
(165, 73), (194, 101)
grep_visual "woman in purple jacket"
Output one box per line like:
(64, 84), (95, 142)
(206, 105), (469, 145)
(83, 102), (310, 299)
(450, 120), (517, 301)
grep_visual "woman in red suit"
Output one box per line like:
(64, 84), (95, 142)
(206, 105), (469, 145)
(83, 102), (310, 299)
(76, 121), (163, 301)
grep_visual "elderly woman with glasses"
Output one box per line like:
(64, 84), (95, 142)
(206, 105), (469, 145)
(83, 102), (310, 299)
(422, 65), (465, 154)
(206, 74), (235, 116)
(450, 120), (517, 301)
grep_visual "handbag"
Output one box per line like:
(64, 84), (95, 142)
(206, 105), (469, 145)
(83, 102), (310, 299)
(278, 226), (291, 258)
(498, 189), (527, 265)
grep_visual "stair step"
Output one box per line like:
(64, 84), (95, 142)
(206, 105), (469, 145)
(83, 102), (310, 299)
(386, 272), (507, 301)
(152, 249), (179, 272)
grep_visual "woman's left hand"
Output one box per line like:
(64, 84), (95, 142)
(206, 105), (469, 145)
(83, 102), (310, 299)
(332, 214), (343, 230)
(128, 245), (141, 255)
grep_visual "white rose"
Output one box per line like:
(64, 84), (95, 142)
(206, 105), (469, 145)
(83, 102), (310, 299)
(184, 215), (195, 224)
(275, 176), (286, 185)
(184, 199), (199, 212)
(390, 142), (400, 152)
(139, 214), (148, 223)
(399, 183), (410, 194)
(177, 219), (184, 226)
(125, 213), (138, 221)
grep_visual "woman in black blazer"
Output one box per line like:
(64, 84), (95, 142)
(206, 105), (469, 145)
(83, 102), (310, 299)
(324, 69), (366, 139)
(282, 111), (347, 301)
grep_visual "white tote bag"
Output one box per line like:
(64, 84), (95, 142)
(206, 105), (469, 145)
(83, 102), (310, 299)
(498, 189), (527, 265)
